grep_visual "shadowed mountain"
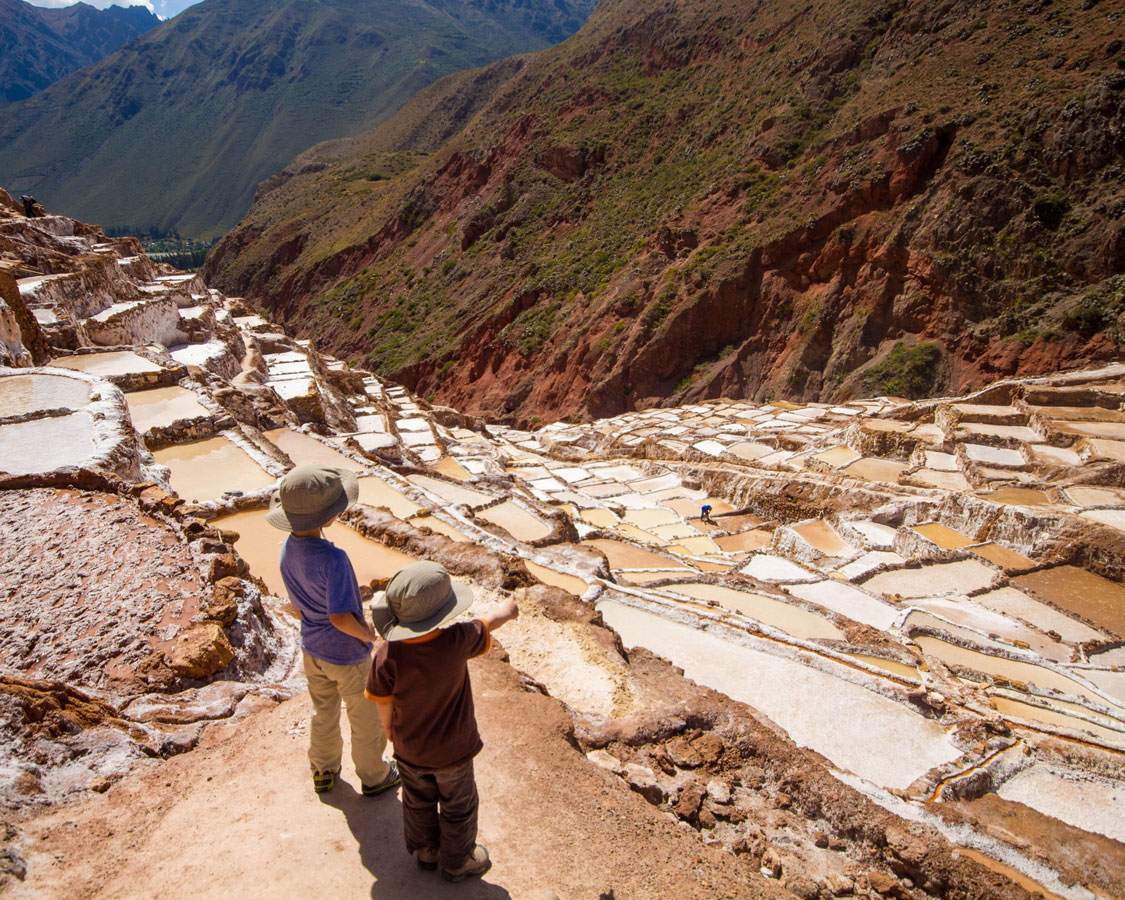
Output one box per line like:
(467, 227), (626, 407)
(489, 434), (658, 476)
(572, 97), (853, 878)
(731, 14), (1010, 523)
(206, 0), (1125, 426)
(0, 0), (159, 104)
(0, 0), (595, 238)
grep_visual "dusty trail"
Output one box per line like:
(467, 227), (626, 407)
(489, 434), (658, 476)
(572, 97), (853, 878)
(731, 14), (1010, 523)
(8, 653), (782, 900)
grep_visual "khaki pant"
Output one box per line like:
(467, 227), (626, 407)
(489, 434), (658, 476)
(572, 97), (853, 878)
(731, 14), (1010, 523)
(303, 651), (390, 786)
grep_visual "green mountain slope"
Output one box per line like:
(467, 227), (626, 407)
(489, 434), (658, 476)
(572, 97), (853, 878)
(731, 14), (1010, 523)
(0, 0), (595, 238)
(206, 0), (1125, 425)
(0, 0), (158, 104)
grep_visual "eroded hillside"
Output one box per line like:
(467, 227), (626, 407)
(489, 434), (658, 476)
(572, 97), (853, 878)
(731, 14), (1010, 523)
(207, 0), (1125, 426)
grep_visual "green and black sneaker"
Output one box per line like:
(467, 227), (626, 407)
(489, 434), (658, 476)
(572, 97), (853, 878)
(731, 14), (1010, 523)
(361, 761), (401, 797)
(312, 769), (338, 794)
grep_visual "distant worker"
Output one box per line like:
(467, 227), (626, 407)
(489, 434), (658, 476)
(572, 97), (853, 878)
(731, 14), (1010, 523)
(20, 195), (37, 218)
(701, 503), (715, 525)
(367, 562), (519, 882)
(266, 465), (400, 797)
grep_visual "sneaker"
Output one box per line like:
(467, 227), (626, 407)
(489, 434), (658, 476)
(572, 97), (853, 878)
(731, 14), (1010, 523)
(361, 760), (401, 797)
(441, 844), (491, 882)
(416, 847), (439, 871)
(312, 769), (339, 794)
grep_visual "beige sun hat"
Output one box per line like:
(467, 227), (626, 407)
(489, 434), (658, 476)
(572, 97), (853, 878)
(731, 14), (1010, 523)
(370, 561), (474, 641)
(265, 465), (359, 532)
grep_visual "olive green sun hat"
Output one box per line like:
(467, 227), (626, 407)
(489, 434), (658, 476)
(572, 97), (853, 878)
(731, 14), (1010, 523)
(370, 561), (474, 641)
(265, 464), (359, 532)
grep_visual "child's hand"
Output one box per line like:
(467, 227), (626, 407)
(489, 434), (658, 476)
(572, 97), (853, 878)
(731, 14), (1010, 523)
(483, 595), (519, 631)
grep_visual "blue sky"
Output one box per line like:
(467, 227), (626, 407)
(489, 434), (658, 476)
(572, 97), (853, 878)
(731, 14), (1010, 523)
(26, 0), (200, 20)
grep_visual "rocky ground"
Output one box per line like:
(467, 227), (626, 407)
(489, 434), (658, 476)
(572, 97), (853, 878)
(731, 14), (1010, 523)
(1, 194), (1123, 898)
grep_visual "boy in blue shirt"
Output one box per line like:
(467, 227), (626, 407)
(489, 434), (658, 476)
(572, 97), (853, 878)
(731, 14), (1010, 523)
(267, 465), (399, 796)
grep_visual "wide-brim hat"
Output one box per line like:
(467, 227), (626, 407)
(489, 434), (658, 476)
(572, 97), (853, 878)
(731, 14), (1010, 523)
(265, 464), (359, 532)
(371, 561), (474, 641)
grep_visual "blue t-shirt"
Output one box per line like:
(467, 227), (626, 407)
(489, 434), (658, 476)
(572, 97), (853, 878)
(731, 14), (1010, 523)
(280, 534), (372, 666)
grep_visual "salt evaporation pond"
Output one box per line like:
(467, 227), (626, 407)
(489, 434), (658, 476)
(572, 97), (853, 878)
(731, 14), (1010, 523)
(356, 476), (421, 519)
(974, 587), (1106, 644)
(0, 373), (90, 415)
(153, 436), (276, 502)
(791, 520), (852, 556)
(479, 501), (553, 542)
(525, 560), (587, 596)
(580, 538), (691, 572)
(410, 514), (470, 543)
(407, 473), (493, 507)
(864, 559), (998, 598)
(125, 385), (209, 431)
(668, 583), (844, 640)
(1013, 567), (1125, 636)
(50, 350), (162, 377)
(989, 697), (1125, 747)
(912, 636), (1122, 712)
(787, 580), (898, 630)
(997, 764), (1125, 844)
(596, 599), (961, 790)
(264, 428), (366, 473)
(215, 509), (416, 596)
(0, 413), (95, 475)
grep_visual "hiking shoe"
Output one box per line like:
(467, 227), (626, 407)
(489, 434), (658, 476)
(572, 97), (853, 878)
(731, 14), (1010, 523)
(441, 844), (491, 882)
(416, 847), (439, 871)
(312, 769), (339, 794)
(361, 760), (401, 797)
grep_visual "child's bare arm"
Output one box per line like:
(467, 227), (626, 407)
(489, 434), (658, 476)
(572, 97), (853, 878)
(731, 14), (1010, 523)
(481, 596), (519, 632)
(374, 698), (393, 742)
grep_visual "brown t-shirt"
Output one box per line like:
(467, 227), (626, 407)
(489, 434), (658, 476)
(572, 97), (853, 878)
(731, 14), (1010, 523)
(365, 619), (490, 770)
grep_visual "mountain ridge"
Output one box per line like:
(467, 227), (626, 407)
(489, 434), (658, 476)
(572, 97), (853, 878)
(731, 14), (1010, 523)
(206, 0), (1125, 426)
(0, 0), (159, 104)
(0, 0), (596, 238)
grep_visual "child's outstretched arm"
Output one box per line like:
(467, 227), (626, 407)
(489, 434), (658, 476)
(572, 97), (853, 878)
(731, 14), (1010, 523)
(482, 596), (519, 632)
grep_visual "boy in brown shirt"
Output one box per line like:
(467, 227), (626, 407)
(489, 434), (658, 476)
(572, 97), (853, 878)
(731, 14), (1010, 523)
(366, 561), (518, 882)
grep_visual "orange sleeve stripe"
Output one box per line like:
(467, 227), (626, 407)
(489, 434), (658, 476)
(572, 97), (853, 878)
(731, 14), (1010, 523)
(478, 617), (491, 657)
(365, 689), (392, 703)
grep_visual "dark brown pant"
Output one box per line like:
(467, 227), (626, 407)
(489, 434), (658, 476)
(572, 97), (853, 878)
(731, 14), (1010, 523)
(397, 757), (478, 869)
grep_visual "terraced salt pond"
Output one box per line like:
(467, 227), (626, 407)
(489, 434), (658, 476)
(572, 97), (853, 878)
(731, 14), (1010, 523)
(525, 560), (588, 596)
(407, 474), (493, 508)
(125, 385), (209, 431)
(912, 636), (1123, 714)
(997, 764), (1125, 844)
(153, 436), (275, 502)
(215, 509), (416, 597)
(666, 583), (844, 640)
(479, 501), (553, 541)
(0, 372), (91, 414)
(356, 475), (421, 519)
(264, 427), (366, 473)
(990, 697), (1125, 747)
(596, 599), (961, 790)
(863, 560), (998, 598)
(1012, 567), (1125, 636)
(580, 538), (692, 572)
(0, 413), (96, 475)
(50, 350), (162, 377)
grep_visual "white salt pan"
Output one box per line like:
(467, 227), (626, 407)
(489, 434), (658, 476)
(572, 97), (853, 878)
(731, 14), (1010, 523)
(597, 600), (961, 790)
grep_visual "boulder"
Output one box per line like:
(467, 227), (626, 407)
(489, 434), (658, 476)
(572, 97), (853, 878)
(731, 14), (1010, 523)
(165, 622), (234, 678)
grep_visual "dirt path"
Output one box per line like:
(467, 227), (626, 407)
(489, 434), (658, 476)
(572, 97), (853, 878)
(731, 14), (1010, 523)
(8, 653), (784, 900)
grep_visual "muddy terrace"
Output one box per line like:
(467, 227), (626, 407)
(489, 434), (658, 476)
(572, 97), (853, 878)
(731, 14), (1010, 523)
(0, 195), (1123, 898)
